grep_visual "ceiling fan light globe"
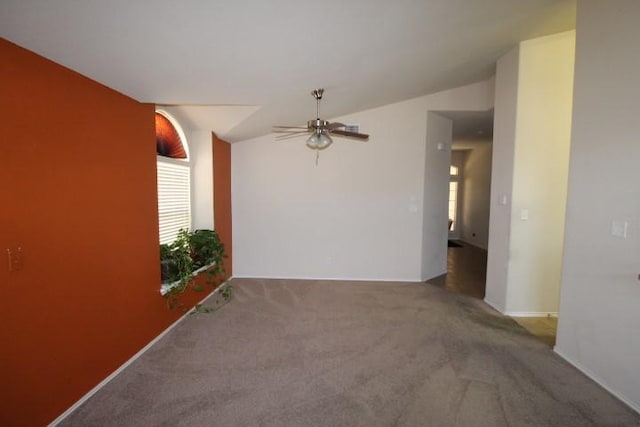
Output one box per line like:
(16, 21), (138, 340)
(316, 133), (333, 149)
(306, 133), (320, 149)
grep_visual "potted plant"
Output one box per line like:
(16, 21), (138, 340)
(160, 229), (228, 311)
(189, 229), (224, 272)
(160, 230), (194, 286)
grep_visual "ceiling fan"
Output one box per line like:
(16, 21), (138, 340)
(273, 89), (369, 150)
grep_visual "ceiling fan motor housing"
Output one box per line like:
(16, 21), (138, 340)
(308, 119), (329, 132)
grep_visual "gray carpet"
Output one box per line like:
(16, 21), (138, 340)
(60, 278), (640, 426)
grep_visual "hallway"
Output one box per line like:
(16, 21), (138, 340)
(427, 241), (557, 347)
(427, 241), (487, 299)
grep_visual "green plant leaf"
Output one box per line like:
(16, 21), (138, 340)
(161, 228), (228, 311)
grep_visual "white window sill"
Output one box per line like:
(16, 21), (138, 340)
(160, 262), (216, 296)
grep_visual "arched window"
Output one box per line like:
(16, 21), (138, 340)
(156, 110), (191, 244)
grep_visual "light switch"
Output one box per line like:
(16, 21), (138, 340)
(611, 220), (628, 238)
(520, 209), (529, 221)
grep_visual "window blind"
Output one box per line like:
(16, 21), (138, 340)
(157, 160), (191, 244)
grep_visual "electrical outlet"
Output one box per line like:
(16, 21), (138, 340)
(7, 247), (24, 272)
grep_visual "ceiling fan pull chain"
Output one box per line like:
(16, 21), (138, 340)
(315, 150), (320, 166)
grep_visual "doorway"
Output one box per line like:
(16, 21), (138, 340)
(428, 109), (559, 346)
(427, 109), (493, 299)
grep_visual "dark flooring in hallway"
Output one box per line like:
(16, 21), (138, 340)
(427, 240), (487, 299)
(427, 240), (557, 347)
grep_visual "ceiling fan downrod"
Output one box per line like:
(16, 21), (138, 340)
(306, 89), (332, 151)
(312, 88), (324, 134)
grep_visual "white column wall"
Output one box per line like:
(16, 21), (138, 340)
(506, 31), (575, 315)
(486, 31), (575, 315)
(556, 0), (640, 412)
(190, 130), (214, 230)
(485, 46), (519, 313)
(421, 113), (453, 280)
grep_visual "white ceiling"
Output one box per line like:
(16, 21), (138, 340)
(0, 0), (575, 142)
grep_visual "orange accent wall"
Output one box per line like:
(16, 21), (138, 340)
(0, 39), (224, 425)
(213, 134), (233, 277)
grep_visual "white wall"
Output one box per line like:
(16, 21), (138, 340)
(556, 0), (640, 412)
(190, 130), (214, 230)
(485, 46), (519, 313)
(486, 31), (575, 315)
(421, 113), (453, 280)
(506, 31), (575, 315)
(461, 143), (492, 249)
(232, 80), (493, 281)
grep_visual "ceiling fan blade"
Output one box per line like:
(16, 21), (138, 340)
(275, 131), (309, 140)
(276, 135), (308, 141)
(273, 129), (310, 134)
(273, 125), (308, 129)
(275, 130), (308, 136)
(326, 122), (346, 130)
(330, 129), (369, 140)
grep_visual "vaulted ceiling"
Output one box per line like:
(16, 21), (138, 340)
(1, 0), (576, 141)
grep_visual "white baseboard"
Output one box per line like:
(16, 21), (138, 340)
(481, 302), (559, 319)
(506, 311), (558, 318)
(553, 347), (640, 415)
(48, 279), (232, 426)
(483, 297), (505, 314)
(232, 274), (422, 283)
